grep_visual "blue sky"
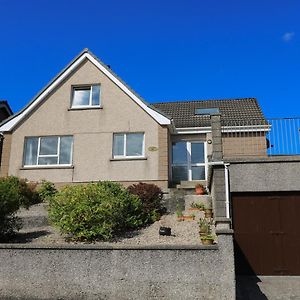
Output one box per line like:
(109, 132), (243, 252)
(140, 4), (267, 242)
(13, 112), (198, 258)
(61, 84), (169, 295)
(0, 0), (299, 117)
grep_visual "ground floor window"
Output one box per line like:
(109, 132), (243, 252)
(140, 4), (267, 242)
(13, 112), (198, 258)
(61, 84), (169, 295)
(172, 141), (207, 183)
(113, 133), (144, 158)
(23, 136), (73, 166)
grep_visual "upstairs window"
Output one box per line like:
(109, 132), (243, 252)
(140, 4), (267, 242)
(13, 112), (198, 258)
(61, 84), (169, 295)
(113, 133), (144, 158)
(72, 85), (100, 108)
(24, 136), (73, 166)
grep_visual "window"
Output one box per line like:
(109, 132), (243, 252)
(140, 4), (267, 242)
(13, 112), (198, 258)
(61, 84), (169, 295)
(113, 133), (144, 158)
(194, 108), (220, 115)
(71, 85), (100, 108)
(24, 136), (73, 166)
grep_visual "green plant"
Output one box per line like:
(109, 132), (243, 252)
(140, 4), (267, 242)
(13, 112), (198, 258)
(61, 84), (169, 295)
(200, 234), (214, 241)
(190, 202), (205, 210)
(176, 203), (184, 217)
(0, 176), (40, 238)
(127, 182), (163, 223)
(198, 218), (209, 234)
(37, 180), (57, 201)
(48, 181), (145, 241)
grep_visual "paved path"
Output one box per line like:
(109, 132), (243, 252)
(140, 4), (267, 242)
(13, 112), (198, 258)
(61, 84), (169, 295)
(236, 276), (300, 299)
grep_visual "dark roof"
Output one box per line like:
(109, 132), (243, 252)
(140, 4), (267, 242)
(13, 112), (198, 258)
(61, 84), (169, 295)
(152, 98), (266, 128)
(0, 100), (13, 115)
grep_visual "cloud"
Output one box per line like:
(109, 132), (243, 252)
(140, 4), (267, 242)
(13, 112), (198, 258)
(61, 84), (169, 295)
(282, 32), (295, 42)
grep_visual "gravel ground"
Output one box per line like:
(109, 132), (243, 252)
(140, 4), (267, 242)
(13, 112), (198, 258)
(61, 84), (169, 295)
(11, 204), (212, 246)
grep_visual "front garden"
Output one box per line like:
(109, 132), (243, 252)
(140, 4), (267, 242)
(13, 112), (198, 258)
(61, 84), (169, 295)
(0, 176), (216, 245)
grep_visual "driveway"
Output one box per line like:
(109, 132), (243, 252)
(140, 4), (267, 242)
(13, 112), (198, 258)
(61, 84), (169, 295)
(236, 276), (300, 300)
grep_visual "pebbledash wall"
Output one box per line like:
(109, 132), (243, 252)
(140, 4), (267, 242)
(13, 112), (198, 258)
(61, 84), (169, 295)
(0, 234), (235, 300)
(228, 156), (300, 192)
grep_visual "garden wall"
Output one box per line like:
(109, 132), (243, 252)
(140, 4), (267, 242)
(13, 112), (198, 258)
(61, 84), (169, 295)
(0, 234), (235, 300)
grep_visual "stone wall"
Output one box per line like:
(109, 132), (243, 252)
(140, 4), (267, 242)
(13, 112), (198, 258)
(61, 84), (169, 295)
(0, 234), (235, 300)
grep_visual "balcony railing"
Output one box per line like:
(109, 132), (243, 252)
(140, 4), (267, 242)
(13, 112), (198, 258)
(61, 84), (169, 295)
(221, 117), (300, 157)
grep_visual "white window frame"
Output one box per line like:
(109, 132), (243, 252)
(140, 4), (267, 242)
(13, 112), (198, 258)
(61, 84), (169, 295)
(113, 133), (145, 159)
(23, 136), (73, 167)
(172, 141), (207, 181)
(71, 84), (101, 109)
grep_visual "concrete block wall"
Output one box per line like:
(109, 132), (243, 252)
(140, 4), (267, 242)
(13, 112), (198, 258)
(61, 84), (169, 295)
(211, 114), (223, 161)
(210, 166), (227, 218)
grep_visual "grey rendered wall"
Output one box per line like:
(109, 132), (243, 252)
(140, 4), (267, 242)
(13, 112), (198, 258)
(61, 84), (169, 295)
(0, 235), (235, 300)
(8, 59), (168, 187)
(229, 157), (300, 192)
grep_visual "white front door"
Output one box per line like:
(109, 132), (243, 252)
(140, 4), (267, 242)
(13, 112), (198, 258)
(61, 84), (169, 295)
(172, 141), (207, 183)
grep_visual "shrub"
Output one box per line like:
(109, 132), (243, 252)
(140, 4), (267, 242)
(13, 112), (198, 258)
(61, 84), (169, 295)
(0, 176), (40, 238)
(37, 180), (57, 201)
(127, 182), (163, 223)
(48, 181), (144, 241)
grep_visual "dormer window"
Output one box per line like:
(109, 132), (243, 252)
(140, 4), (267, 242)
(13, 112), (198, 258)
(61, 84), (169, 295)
(71, 84), (100, 108)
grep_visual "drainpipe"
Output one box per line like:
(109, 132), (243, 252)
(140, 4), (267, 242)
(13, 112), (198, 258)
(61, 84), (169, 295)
(224, 163), (230, 219)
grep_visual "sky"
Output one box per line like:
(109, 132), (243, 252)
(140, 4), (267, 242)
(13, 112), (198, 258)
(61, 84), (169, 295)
(0, 0), (299, 118)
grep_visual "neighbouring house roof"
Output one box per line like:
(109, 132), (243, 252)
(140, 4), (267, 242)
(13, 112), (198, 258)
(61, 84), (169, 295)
(0, 100), (13, 116)
(0, 49), (171, 132)
(152, 98), (267, 128)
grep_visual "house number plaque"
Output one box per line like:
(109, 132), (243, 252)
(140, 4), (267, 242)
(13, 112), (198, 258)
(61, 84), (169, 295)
(148, 146), (158, 152)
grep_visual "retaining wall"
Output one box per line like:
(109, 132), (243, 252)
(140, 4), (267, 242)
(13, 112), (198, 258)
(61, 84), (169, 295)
(0, 234), (235, 300)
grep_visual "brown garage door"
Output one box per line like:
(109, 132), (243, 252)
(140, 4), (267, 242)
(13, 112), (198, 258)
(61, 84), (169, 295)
(232, 192), (300, 275)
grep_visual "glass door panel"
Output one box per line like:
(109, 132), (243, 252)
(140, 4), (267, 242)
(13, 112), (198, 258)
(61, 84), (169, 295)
(172, 141), (206, 183)
(172, 142), (188, 164)
(191, 166), (205, 180)
(172, 166), (188, 182)
(191, 143), (205, 163)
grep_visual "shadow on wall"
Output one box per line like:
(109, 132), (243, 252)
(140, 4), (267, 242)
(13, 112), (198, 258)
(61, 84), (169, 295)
(236, 276), (268, 300)
(234, 241), (268, 300)
(3, 230), (50, 243)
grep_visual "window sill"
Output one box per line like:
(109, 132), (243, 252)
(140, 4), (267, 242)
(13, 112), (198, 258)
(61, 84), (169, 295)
(68, 106), (103, 111)
(20, 165), (74, 170)
(110, 157), (147, 162)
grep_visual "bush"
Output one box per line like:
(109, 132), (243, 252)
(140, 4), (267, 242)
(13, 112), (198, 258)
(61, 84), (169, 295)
(37, 180), (57, 202)
(127, 182), (163, 223)
(0, 176), (40, 238)
(48, 181), (144, 241)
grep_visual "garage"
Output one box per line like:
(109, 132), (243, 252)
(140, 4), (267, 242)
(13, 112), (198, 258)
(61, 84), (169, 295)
(232, 192), (300, 275)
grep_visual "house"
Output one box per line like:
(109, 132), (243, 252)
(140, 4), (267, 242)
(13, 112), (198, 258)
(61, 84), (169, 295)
(0, 49), (267, 190)
(1, 48), (299, 279)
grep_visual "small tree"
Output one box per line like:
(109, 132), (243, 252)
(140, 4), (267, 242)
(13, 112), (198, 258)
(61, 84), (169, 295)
(127, 182), (164, 223)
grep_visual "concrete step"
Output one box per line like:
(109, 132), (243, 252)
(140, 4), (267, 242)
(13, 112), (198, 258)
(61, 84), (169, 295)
(184, 195), (212, 210)
(16, 203), (49, 229)
(20, 215), (49, 229)
(177, 180), (207, 189)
